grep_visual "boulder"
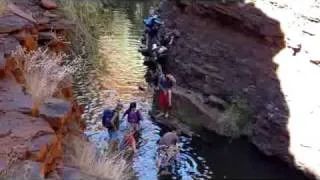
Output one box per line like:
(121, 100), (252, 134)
(41, 0), (58, 10)
(0, 15), (33, 33)
(0, 79), (34, 113)
(3, 160), (60, 180)
(0, 36), (20, 56)
(0, 79), (55, 163)
(0, 112), (55, 159)
(39, 98), (72, 130)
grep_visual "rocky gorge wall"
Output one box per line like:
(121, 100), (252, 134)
(0, 0), (94, 179)
(161, 0), (320, 179)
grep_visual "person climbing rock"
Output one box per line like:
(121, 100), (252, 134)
(120, 129), (137, 160)
(102, 103), (123, 151)
(156, 73), (176, 118)
(156, 128), (180, 169)
(143, 14), (163, 51)
(122, 102), (143, 131)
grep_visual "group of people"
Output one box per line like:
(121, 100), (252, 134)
(101, 11), (180, 170)
(141, 13), (177, 119)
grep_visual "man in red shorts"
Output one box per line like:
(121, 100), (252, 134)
(156, 73), (176, 118)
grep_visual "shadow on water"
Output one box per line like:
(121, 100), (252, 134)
(83, 0), (310, 179)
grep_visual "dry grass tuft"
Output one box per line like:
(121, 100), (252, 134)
(12, 47), (75, 116)
(58, 0), (102, 59)
(64, 135), (134, 180)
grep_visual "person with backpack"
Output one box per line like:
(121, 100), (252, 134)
(122, 102), (143, 131)
(102, 103), (123, 151)
(143, 14), (163, 51)
(156, 73), (176, 118)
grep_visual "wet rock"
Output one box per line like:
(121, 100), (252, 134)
(39, 98), (72, 130)
(41, 0), (58, 10)
(0, 15), (33, 33)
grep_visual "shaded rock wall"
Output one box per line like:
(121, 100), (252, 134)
(161, 0), (319, 179)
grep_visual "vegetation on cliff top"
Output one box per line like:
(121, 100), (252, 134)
(58, 0), (103, 60)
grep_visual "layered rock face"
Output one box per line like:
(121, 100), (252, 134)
(161, 0), (320, 178)
(0, 0), (87, 178)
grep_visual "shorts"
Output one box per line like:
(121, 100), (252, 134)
(128, 122), (140, 131)
(159, 91), (169, 109)
(108, 130), (119, 141)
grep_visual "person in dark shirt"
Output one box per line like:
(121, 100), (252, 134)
(107, 103), (123, 151)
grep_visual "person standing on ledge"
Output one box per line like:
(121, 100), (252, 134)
(156, 73), (176, 118)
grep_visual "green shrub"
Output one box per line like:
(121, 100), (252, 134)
(217, 97), (253, 137)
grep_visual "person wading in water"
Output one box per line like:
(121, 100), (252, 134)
(122, 102), (143, 131)
(156, 128), (180, 171)
(120, 129), (137, 161)
(102, 103), (123, 152)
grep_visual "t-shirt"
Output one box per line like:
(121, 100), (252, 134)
(159, 74), (175, 91)
(124, 109), (142, 123)
(159, 132), (179, 146)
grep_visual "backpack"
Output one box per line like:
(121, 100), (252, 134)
(102, 109), (115, 129)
